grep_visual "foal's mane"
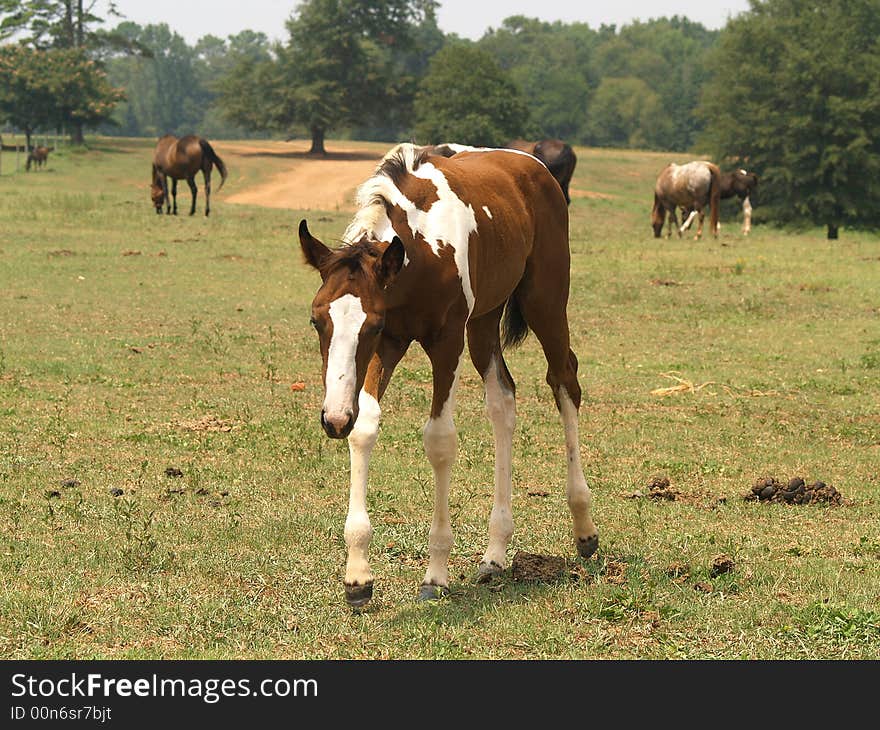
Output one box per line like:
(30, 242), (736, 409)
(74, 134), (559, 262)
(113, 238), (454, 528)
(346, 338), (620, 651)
(342, 143), (430, 244)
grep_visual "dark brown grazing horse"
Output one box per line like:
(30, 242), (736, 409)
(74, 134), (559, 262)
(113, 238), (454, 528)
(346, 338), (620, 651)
(151, 134), (227, 216)
(506, 138), (577, 205)
(681, 168), (758, 235)
(299, 142), (599, 607)
(652, 160), (721, 239)
(26, 146), (49, 171)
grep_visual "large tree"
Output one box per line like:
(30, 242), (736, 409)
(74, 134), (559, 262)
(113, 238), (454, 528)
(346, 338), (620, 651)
(0, 41), (122, 148)
(697, 0), (880, 238)
(0, 43), (55, 149)
(413, 43), (529, 146)
(0, 0), (142, 142)
(219, 0), (437, 154)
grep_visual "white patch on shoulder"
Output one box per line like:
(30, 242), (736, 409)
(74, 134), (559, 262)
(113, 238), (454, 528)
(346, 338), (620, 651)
(410, 161), (477, 313)
(324, 294), (366, 418)
(482, 205), (493, 219)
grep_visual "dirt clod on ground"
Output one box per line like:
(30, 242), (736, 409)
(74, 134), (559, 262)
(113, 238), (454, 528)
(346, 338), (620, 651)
(61, 479), (80, 489)
(109, 488), (124, 497)
(693, 581), (713, 593)
(710, 554), (735, 577)
(746, 475), (842, 505)
(647, 476), (678, 500)
(164, 467), (184, 478)
(511, 551), (566, 583)
(665, 561), (690, 581)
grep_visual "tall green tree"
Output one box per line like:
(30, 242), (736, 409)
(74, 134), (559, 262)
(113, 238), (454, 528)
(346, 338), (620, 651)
(219, 0), (437, 153)
(478, 17), (597, 143)
(697, 0), (880, 238)
(413, 43), (529, 146)
(0, 43), (55, 148)
(0, 42), (122, 147)
(1, 0), (143, 142)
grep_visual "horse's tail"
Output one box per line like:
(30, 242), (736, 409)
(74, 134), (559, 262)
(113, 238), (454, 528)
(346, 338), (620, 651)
(200, 139), (228, 192)
(501, 293), (529, 350)
(708, 163), (722, 237)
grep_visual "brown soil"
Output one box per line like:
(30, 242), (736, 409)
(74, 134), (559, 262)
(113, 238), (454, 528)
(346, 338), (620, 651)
(511, 551), (566, 582)
(222, 141), (384, 212)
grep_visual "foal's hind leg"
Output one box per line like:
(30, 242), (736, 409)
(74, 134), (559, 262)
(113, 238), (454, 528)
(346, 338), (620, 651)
(467, 307), (516, 580)
(187, 176), (197, 216)
(516, 285), (599, 560)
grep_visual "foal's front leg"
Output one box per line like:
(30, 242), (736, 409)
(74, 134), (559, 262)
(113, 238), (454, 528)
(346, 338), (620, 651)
(342, 341), (408, 607)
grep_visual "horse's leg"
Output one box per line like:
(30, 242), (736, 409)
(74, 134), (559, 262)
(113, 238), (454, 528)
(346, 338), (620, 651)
(516, 274), (599, 561)
(419, 314), (468, 600)
(164, 177), (172, 214)
(668, 206), (680, 238)
(187, 176), (197, 216)
(343, 337), (410, 607)
(679, 209), (698, 236)
(742, 196), (752, 235)
(695, 208), (705, 240)
(466, 307), (516, 580)
(203, 168), (212, 217)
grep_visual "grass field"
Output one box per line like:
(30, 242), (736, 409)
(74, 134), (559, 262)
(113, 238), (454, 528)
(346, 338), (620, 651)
(0, 137), (878, 659)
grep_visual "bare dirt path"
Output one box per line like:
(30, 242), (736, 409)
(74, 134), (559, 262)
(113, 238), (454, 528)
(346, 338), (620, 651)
(221, 140), (385, 212)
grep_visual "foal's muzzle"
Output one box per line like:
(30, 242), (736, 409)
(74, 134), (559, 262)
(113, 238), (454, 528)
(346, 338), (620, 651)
(321, 408), (355, 439)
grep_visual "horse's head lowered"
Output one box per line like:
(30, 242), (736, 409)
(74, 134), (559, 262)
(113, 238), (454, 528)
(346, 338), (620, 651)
(151, 170), (165, 213)
(298, 219), (405, 439)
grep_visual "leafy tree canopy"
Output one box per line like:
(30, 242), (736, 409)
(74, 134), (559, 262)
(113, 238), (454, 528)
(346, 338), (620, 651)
(413, 43), (529, 146)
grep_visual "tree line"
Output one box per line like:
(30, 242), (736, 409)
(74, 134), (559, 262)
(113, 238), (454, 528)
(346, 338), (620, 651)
(2, 0), (879, 236)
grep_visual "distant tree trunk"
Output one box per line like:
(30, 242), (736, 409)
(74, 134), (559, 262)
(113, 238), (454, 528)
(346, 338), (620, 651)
(827, 224), (839, 239)
(71, 122), (84, 145)
(25, 128), (33, 151)
(309, 125), (326, 155)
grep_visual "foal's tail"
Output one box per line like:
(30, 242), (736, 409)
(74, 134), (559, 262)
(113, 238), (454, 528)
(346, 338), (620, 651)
(501, 294), (529, 350)
(707, 163), (722, 237)
(200, 139), (228, 192)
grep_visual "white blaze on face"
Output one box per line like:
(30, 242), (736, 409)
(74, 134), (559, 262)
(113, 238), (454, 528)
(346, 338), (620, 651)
(324, 294), (366, 420)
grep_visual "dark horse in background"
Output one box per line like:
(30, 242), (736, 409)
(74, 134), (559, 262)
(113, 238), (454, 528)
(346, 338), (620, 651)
(681, 168), (758, 235)
(506, 139), (577, 205)
(652, 160), (722, 240)
(26, 146), (50, 171)
(151, 134), (227, 216)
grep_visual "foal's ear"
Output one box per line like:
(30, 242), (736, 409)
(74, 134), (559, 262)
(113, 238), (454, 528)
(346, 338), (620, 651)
(377, 236), (405, 287)
(299, 219), (332, 273)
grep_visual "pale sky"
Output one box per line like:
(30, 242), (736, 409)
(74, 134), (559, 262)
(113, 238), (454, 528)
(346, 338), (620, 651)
(102, 1), (752, 45)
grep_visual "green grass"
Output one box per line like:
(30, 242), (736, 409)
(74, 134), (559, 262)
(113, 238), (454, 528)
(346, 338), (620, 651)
(0, 137), (878, 659)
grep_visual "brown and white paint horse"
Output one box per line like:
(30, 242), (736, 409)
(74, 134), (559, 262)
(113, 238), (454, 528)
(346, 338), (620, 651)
(652, 160), (721, 240)
(681, 168), (758, 235)
(299, 143), (599, 606)
(151, 134), (227, 216)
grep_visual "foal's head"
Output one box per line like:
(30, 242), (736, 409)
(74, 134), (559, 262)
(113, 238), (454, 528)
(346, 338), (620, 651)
(299, 219), (405, 439)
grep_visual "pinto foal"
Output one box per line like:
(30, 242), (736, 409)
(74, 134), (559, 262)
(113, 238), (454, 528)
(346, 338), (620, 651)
(299, 143), (599, 606)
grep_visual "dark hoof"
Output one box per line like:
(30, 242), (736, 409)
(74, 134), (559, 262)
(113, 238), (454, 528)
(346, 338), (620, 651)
(344, 581), (373, 607)
(577, 534), (599, 559)
(418, 584), (449, 602)
(477, 560), (504, 583)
